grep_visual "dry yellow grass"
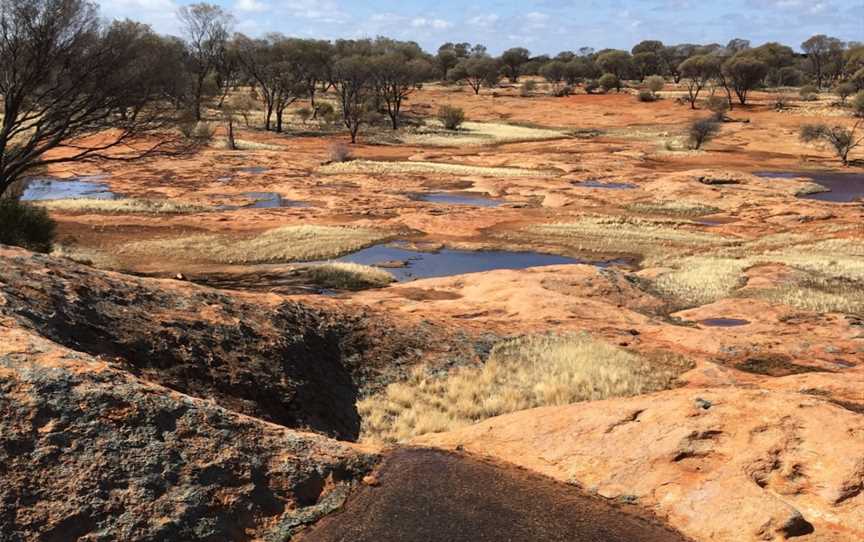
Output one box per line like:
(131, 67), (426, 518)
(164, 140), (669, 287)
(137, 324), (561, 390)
(653, 238), (864, 309)
(304, 262), (395, 290)
(318, 159), (557, 178)
(525, 216), (732, 260)
(213, 138), (283, 151)
(400, 120), (568, 147)
(52, 244), (122, 269)
(359, 333), (691, 443)
(38, 198), (209, 214)
(121, 225), (388, 264)
(626, 201), (721, 217)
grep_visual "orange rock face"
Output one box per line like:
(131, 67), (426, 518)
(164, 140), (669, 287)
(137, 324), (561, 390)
(418, 387), (864, 542)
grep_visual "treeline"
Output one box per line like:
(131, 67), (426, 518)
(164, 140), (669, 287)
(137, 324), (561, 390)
(142, 5), (864, 130)
(2, 0), (864, 198)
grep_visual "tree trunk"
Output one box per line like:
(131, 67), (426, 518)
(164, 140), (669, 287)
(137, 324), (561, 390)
(226, 119), (236, 150)
(276, 109), (283, 133)
(265, 104), (273, 131)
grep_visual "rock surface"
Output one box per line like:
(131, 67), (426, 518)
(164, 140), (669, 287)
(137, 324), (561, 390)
(0, 246), (458, 440)
(418, 387), (864, 542)
(0, 325), (379, 541)
(300, 447), (691, 542)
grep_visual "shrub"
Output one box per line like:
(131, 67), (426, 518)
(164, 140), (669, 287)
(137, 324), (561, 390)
(834, 82), (856, 104)
(688, 118), (720, 150)
(520, 80), (537, 97)
(0, 199), (56, 253)
(645, 75), (665, 96)
(584, 79), (600, 94)
(598, 73), (620, 92)
(437, 105), (465, 130)
(180, 120), (214, 142)
(800, 121), (863, 165)
(799, 84), (819, 101)
(854, 91), (864, 117)
(775, 66), (804, 87)
(707, 95), (730, 119)
(773, 94), (790, 111)
(637, 89), (657, 102)
(328, 141), (353, 163)
(297, 107), (312, 123)
(553, 85), (573, 97)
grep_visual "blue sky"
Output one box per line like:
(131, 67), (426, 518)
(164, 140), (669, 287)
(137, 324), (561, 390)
(99, 0), (863, 54)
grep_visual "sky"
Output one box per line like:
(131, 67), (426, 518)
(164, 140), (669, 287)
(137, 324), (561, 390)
(98, 0), (863, 55)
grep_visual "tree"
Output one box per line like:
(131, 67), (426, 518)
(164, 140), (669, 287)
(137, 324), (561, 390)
(540, 61), (566, 88)
(178, 3), (232, 121)
(500, 47), (530, 82)
(0, 0), (183, 199)
(802, 34), (845, 88)
(835, 82), (856, 104)
(746, 42), (795, 86)
(372, 54), (433, 129)
(596, 50), (632, 79)
(332, 56), (373, 143)
(450, 57), (499, 94)
(234, 35), (306, 133)
(632, 52), (660, 80)
(725, 38), (751, 55)
(664, 44), (699, 82)
(722, 55), (768, 105)
(800, 121), (863, 166)
(679, 55), (718, 109)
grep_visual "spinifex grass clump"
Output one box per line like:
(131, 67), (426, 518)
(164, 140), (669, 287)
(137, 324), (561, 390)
(123, 225), (389, 264)
(359, 333), (691, 443)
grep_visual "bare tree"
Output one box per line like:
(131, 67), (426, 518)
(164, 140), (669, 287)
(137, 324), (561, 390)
(679, 55), (718, 109)
(178, 3), (232, 121)
(372, 55), (433, 129)
(332, 56), (373, 143)
(0, 0), (183, 198)
(800, 121), (863, 166)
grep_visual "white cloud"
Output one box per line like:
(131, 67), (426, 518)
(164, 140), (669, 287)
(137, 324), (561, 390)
(467, 14), (499, 29)
(410, 17), (452, 30)
(236, 0), (267, 13)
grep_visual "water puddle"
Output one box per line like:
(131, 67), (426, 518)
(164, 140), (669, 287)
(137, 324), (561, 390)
(694, 216), (736, 227)
(332, 243), (615, 281)
(756, 171), (864, 202)
(214, 192), (310, 210)
(412, 191), (502, 207)
(20, 176), (117, 201)
(699, 318), (750, 327)
(572, 180), (636, 189)
(243, 192), (310, 208)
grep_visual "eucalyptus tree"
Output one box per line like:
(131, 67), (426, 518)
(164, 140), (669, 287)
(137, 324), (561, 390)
(722, 55), (769, 105)
(0, 0), (182, 198)
(372, 54), (433, 129)
(450, 57), (500, 94)
(802, 35), (845, 88)
(177, 3), (233, 120)
(332, 56), (374, 143)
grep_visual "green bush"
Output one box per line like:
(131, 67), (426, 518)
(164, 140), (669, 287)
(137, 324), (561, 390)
(852, 91), (864, 117)
(0, 198), (56, 253)
(437, 105), (465, 130)
(799, 85), (819, 101)
(645, 75), (665, 95)
(637, 89), (657, 102)
(584, 80), (600, 94)
(598, 73), (620, 92)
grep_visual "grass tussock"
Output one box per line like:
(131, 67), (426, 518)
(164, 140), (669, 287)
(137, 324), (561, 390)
(400, 120), (568, 147)
(527, 216), (732, 259)
(213, 138), (283, 151)
(52, 244), (121, 269)
(359, 333), (692, 443)
(653, 238), (864, 309)
(122, 225), (388, 264)
(318, 159), (556, 178)
(626, 200), (721, 217)
(305, 262), (395, 290)
(38, 198), (209, 214)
